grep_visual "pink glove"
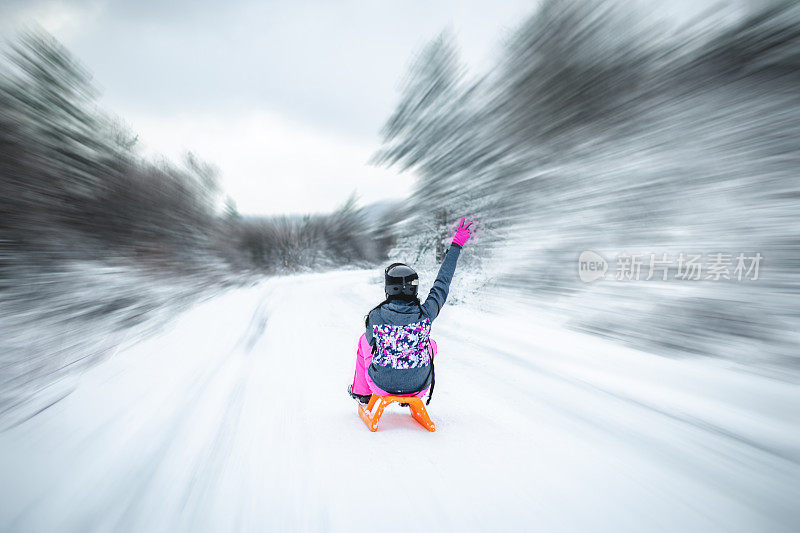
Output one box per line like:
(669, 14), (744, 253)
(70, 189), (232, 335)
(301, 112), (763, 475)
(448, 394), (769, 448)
(451, 217), (474, 248)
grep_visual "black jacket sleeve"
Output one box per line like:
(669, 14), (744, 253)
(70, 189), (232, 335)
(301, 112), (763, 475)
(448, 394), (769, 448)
(421, 245), (462, 321)
(365, 309), (375, 345)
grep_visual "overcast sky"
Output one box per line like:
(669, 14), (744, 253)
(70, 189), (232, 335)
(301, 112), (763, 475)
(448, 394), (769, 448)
(1, 0), (536, 215)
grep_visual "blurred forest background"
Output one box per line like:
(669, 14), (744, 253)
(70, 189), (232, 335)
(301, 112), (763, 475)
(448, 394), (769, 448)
(2, 0), (799, 422)
(379, 0), (800, 369)
(0, 32), (389, 420)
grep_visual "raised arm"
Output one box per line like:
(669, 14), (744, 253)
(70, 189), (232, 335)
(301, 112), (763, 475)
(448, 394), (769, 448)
(421, 218), (474, 320)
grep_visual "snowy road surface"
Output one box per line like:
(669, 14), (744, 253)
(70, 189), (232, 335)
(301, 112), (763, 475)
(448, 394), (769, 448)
(1, 271), (798, 532)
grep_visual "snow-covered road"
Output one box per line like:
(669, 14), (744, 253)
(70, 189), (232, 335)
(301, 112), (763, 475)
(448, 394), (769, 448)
(1, 271), (798, 532)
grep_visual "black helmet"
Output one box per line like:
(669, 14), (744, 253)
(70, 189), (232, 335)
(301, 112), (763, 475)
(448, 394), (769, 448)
(385, 262), (419, 299)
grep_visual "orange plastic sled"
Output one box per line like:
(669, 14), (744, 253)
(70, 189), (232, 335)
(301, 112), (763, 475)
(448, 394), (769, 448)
(358, 394), (436, 432)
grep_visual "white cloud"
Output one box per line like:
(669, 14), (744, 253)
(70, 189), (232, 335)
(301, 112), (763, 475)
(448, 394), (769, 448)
(129, 109), (414, 215)
(0, 0), (105, 39)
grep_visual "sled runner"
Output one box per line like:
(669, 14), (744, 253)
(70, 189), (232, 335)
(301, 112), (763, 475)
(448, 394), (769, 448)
(357, 394), (435, 432)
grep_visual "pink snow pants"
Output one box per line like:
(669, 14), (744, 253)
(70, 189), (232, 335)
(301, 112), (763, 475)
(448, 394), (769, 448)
(351, 333), (437, 398)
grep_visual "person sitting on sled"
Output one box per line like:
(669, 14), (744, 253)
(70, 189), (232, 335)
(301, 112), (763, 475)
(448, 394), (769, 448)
(349, 217), (474, 405)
